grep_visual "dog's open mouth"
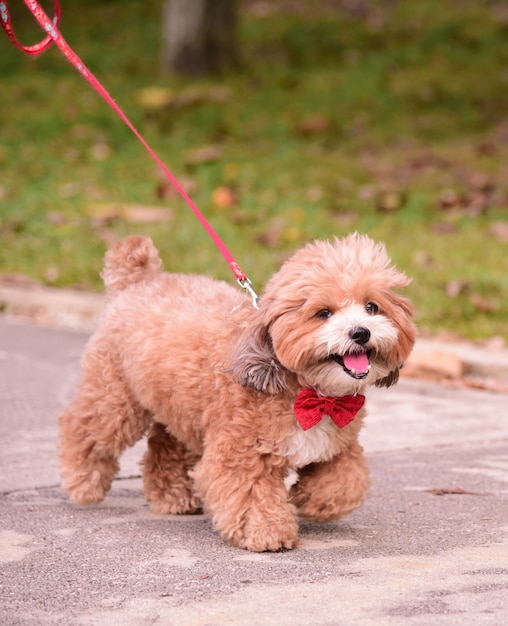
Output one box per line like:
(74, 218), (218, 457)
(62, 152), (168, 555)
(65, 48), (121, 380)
(331, 350), (372, 380)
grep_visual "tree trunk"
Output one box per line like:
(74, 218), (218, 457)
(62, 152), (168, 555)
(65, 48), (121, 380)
(160, 0), (238, 76)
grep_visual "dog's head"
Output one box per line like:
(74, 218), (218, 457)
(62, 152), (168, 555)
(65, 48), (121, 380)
(228, 233), (416, 397)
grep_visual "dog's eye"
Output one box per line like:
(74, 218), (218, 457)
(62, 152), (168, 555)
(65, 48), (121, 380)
(365, 301), (379, 315)
(316, 309), (333, 320)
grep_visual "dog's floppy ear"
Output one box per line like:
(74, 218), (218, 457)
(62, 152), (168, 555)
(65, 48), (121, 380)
(374, 366), (401, 388)
(226, 320), (290, 394)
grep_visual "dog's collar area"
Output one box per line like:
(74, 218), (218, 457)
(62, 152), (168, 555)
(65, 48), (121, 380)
(293, 388), (365, 431)
(330, 350), (372, 380)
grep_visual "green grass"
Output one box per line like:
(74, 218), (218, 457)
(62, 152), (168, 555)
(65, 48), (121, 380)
(1, 0), (508, 340)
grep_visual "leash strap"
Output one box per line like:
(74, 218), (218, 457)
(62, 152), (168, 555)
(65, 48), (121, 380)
(1, 0), (259, 305)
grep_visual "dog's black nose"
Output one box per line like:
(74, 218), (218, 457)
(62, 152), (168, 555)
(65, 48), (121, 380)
(349, 326), (371, 345)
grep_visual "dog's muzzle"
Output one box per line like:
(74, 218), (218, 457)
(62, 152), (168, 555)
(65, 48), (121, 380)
(329, 327), (372, 379)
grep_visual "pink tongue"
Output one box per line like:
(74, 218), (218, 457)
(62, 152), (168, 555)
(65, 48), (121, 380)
(343, 352), (369, 373)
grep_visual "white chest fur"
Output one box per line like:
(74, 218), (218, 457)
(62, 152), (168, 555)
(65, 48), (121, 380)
(281, 416), (344, 469)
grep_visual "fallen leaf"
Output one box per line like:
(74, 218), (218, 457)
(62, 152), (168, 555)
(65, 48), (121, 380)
(332, 210), (358, 226)
(171, 86), (230, 110)
(446, 279), (469, 298)
(408, 152), (451, 171)
(156, 175), (198, 200)
(463, 190), (489, 215)
(307, 186), (323, 202)
(184, 145), (222, 166)
(212, 186), (237, 209)
(431, 221), (459, 235)
(424, 487), (483, 496)
(357, 185), (374, 201)
(45, 267), (59, 282)
(254, 217), (285, 248)
(254, 232), (278, 248)
(475, 141), (498, 157)
(374, 180), (406, 213)
(438, 189), (461, 210)
(282, 225), (304, 242)
(135, 86), (174, 111)
(86, 203), (173, 224)
(58, 182), (81, 198)
(125, 206), (173, 223)
(296, 114), (334, 135)
(229, 209), (253, 225)
(89, 142), (110, 161)
(413, 250), (434, 270)
(470, 293), (497, 313)
(249, 2), (277, 17)
(468, 171), (494, 193)
(486, 220), (508, 243)
(375, 189), (406, 212)
(46, 211), (67, 226)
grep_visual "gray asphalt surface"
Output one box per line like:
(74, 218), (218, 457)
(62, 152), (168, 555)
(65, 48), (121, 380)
(1, 316), (507, 625)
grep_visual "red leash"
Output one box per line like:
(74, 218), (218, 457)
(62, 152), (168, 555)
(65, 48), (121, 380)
(1, 0), (259, 306)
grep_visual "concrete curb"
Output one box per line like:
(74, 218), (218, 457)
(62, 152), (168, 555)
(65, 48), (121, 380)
(407, 336), (508, 389)
(0, 283), (104, 331)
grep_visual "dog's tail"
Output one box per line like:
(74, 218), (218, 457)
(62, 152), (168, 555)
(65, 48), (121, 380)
(101, 235), (162, 296)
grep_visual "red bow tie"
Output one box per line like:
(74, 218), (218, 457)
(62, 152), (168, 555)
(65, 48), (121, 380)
(293, 388), (365, 431)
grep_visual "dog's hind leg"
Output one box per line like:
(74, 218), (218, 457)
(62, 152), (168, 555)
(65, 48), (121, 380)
(142, 422), (202, 515)
(289, 443), (370, 522)
(59, 340), (151, 506)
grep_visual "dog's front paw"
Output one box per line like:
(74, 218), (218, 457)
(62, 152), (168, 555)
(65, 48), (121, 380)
(231, 518), (299, 552)
(292, 490), (365, 522)
(290, 446), (370, 522)
(63, 470), (109, 506)
(239, 531), (298, 552)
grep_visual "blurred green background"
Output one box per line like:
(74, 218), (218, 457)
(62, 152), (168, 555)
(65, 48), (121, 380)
(1, 0), (508, 340)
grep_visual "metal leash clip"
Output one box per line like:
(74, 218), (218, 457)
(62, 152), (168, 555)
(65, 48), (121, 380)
(238, 278), (260, 309)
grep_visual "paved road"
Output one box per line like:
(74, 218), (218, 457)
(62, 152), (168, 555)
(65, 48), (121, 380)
(1, 317), (507, 625)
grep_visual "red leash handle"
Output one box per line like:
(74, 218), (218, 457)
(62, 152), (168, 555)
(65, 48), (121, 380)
(1, 0), (259, 305)
(1, 0), (61, 55)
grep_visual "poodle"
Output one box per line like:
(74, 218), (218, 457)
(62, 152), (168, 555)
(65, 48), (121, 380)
(59, 233), (416, 551)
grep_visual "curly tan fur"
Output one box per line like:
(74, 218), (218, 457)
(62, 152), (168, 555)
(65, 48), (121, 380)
(59, 233), (416, 551)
